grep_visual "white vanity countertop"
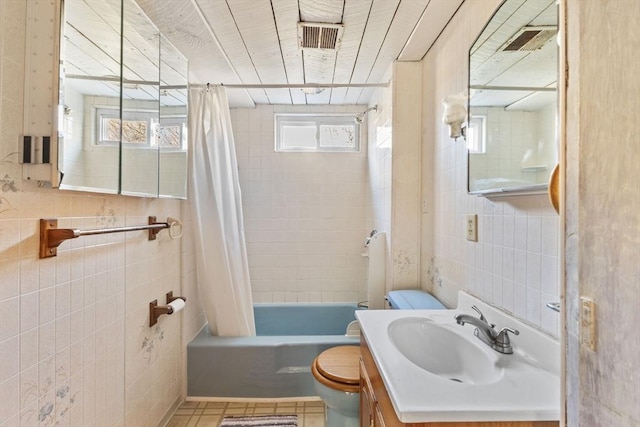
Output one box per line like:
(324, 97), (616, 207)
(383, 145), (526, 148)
(356, 291), (561, 423)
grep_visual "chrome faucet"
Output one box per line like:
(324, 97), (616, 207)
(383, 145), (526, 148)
(454, 305), (520, 354)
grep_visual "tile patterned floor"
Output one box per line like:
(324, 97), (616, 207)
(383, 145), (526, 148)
(166, 400), (326, 427)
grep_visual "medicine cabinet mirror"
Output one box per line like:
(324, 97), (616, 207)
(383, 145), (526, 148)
(58, 0), (188, 199)
(467, 0), (558, 195)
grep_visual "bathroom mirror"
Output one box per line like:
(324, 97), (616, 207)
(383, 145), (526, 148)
(158, 35), (188, 199)
(120, 0), (161, 197)
(58, 0), (123, 193)
(467, 0), (558, 195)
(58, 0), (188, 198)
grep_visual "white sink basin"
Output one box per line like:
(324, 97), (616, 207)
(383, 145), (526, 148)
(388, 317), (502, 385)
(356, 291), (561, 423)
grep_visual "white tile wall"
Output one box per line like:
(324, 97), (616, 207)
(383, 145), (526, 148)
(367, 83), (393, 235)
(0, 2), (191, 425)
(420, 0), (560, 337)
(230, 105), (369, 303)
(389, 62), (423, 289)
(1, 2), (566, 426)
(469, 105), (556, 189)
(0, 192), (186, 427)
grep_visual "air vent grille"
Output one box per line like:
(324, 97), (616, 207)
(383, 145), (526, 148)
(298, 22), (344, 51)
(501, 26), (557, 52)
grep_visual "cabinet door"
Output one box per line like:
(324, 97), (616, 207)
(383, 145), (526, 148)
(360, 359), (375, 427)
(373, 405), (387, 427)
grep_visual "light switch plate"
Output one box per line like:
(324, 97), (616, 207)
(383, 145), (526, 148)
(579, 296), (596, 351)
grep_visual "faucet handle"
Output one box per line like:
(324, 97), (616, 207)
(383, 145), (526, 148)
(499, 326), (519, 336)
(471, 305), (488, 323)
(495, 327), (520, 354)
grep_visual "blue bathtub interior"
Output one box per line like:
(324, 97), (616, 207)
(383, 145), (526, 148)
(187, 291), (445, 399)
(187, 303), (361, 398)
(254, 303), (361, 336)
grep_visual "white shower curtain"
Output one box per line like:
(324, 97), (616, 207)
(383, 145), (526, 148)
(188, 85), (256, 336)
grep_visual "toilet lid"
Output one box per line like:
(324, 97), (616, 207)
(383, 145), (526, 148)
(315, 346), (360, 385)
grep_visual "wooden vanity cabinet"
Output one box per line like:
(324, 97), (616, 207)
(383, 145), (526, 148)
(359, 335), (558, 427)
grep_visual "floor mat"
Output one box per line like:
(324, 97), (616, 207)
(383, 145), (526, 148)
(220, 414), (298, 427)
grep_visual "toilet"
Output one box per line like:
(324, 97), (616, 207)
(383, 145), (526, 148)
(311, 345), (361, 427)
(311, 290), (444, 427)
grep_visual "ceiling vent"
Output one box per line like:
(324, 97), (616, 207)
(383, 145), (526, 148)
(501, 26), (557, 52)
(297, 22), (344, 51)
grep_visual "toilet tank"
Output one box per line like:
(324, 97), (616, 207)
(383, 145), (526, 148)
(386, 290), (446, 310)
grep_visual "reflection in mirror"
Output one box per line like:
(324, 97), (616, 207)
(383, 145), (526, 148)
(59, 0), (122, 194)
(159, 35), (188, 199)
(468, 0), (558, 195)
(58, 0), (188, 199)
(120, 0), (161, 197)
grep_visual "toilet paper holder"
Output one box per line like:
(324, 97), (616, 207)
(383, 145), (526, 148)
(149, 291), (187, 327)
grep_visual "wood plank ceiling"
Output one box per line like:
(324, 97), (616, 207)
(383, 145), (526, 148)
(135, 0), (464, 107)
(469, 0), (557, 109)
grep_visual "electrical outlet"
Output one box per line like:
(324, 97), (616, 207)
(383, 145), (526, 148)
(466, 214), (477, 241)
(422, 199), (429, 214)
(580, 296), (596, 351)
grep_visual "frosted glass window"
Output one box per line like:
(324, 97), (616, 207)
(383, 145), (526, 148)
(96, 107), (174, 148)
(157, 117), (187, 150)
(275, 114), (359, 152)
(120, 119), (148, 144)
(280, 123), (317, 149)
(102, 117), (151, 145)
(319, 125), (355, 148)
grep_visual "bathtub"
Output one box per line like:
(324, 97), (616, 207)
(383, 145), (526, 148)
(187, 303), (361, 398)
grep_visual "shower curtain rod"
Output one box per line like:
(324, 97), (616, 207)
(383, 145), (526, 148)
(470, 84), (556, 92)
(65, 74), (389, 90)
(162, 82), (390, 90)
(64, 75), (389, 91)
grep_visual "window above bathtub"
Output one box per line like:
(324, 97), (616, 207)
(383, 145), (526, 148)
(275, 114), (360, 152)
(95, 107), (187, 150)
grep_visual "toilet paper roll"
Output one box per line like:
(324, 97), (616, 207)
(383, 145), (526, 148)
(168, 298), (185, 314)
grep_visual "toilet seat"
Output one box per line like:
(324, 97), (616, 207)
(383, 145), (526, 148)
(311, 346), (360, 393)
